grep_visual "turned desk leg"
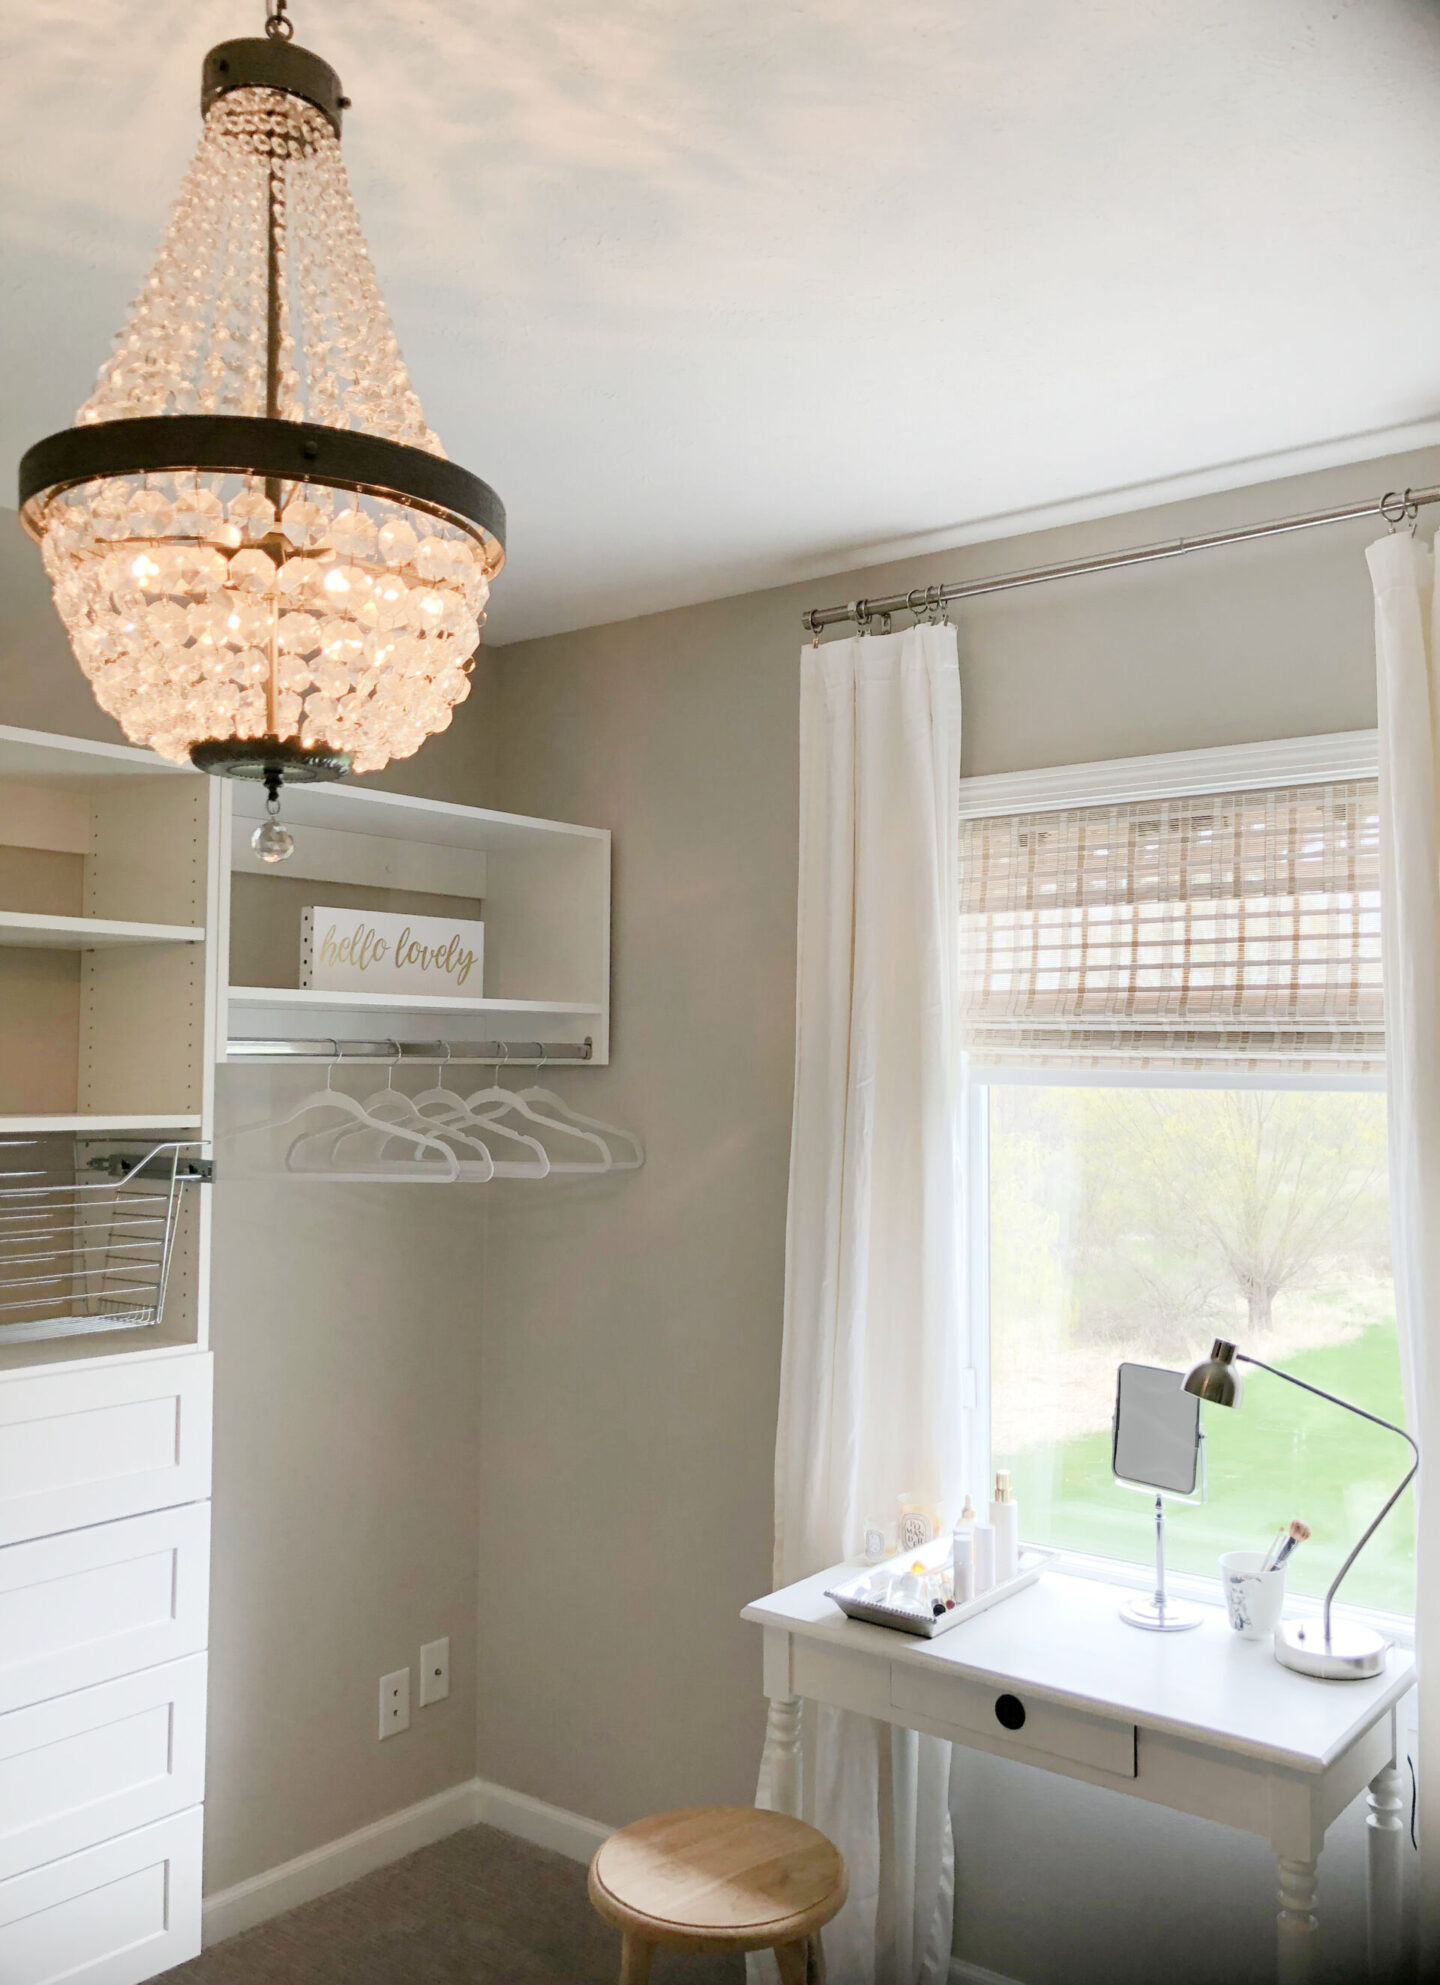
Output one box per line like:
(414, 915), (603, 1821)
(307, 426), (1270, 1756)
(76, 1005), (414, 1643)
(770, 1696), (804, 1820)
(1365, 1758), (1406, 1983)
(1276, 1856), (1320, 1985)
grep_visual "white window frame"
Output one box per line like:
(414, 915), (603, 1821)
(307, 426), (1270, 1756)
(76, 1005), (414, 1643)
(958, 728), (1413, 1643)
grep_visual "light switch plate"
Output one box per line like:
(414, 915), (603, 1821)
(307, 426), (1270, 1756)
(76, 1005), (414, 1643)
(379, 1667), (410, 1739)
(419, 1637), (450, 1707)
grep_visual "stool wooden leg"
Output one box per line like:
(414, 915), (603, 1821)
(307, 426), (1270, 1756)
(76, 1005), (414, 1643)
(774, 1940), (809, 1984)
(619, 1931), (653, 1984)
(809, 1930), (827, 1983)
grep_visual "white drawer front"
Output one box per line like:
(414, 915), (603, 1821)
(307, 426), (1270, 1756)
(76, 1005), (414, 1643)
(890, 1664), (1137, 1778)
(0, 1655), (206, 1883)
(0, 1503), (210, 1715)
(0, 1806), (201, 1985)
(0, 1354), (212, 1547)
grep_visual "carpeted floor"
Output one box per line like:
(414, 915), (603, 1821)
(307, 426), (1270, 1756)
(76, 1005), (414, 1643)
(160, 1823), (744, 1983)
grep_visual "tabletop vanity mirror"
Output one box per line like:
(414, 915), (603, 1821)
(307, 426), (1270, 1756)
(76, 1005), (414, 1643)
(1112, 1361), (1205, 1632)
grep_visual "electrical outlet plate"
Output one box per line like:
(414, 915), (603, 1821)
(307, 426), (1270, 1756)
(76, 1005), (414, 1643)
(379, 1667), (410, 1739)
(419, 1636), (450, 1707)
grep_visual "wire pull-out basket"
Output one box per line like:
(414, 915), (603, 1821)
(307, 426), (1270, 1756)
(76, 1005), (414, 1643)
(0, 1137), (207, 1345)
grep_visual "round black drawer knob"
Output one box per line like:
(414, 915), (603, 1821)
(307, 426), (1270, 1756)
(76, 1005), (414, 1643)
(994, 1693), (1026, 1732)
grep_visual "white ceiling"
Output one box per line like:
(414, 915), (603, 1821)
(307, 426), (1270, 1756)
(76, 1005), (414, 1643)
(2, 0), (1438, 643)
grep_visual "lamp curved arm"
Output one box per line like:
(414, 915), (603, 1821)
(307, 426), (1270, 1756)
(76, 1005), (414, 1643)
(1237, 1353), (1419, 1643)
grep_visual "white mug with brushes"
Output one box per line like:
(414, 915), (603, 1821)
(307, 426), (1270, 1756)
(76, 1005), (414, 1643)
(1221, 1520), (1308, 1640)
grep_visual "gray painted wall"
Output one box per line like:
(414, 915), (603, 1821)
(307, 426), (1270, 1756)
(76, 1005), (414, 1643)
(480, 445), (1436, 1984)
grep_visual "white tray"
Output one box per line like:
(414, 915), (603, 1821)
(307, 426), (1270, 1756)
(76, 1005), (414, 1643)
(825, 1541), (1055, 1638)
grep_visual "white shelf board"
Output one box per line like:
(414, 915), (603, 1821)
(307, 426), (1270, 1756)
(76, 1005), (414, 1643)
(0, 1115), (204, 1135)
(0, 1325), (200, 1379)
(229, 777), (607, 856)
(0, 724), (192, 784)
(0, 911), (206, 950)
(227, 985), (601, 1018)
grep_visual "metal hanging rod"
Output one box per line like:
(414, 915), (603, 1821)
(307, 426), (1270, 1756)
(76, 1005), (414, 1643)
(226, 1035), (593, 1066)
(801, 483), (1440, 634)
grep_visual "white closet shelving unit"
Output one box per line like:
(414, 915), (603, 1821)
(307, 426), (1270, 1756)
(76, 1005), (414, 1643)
(0, 722), (612, 1985)
(223, 776), (610, 1061)
(0, 724), (221, 1983)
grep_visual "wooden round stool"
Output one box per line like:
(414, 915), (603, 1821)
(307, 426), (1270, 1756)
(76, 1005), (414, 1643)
(588, 1806), (847, 1983)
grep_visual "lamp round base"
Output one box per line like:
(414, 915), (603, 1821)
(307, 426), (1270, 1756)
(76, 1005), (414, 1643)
(1119, 1595), (1203, 1633)
(1274, 1618), (1388, 1680)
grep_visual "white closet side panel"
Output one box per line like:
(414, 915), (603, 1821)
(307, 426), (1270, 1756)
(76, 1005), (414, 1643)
(0, 1807), (202, 1985)
(0, 1503), (210, 1714)
(0, 1355), (212, 1546)
(0, 1654), (206, 1882)
(79, 945), (207, 1119)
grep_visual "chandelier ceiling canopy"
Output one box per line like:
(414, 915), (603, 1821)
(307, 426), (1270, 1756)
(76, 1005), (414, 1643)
(17, 1), (505, 831)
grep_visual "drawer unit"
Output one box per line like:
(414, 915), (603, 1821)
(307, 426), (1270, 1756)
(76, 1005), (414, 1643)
(890, 1663), (1137, 1779)
(0, 1354), (212, 1548)
(0, 1502), (209, 1715)
(0, 1654), (206, 1883)
(0, 1806), (202, 1985)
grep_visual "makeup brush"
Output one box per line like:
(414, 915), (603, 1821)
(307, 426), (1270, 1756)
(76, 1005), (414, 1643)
(1260, 1526), (1288, 1575)
(1271, 1521), (1311, 1571)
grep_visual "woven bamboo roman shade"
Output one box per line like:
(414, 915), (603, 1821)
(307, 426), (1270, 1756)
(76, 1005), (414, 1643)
(958, 779), (1382, 1072)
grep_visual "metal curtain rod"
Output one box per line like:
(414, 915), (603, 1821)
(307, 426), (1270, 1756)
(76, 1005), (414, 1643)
(800, 483), (1440, 633)
(226, 1036), (594, 1066)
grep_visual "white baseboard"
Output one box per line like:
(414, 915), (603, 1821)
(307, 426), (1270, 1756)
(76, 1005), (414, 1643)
(201, 1780), (484, 1947)
(200, 1775), (614, 1949)
(472, 1776), (613, 1864)
(950, 1959), (1024, 1985)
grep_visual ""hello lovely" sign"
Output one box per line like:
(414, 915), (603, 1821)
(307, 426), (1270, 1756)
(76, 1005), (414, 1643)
(301, 906), (484, 998)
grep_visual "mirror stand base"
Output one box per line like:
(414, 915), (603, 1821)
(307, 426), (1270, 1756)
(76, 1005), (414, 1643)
(1120, 1592), (1204, 1632)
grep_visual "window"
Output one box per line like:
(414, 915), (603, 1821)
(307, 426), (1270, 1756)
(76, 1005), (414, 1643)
(960, 754), (1414, 1616)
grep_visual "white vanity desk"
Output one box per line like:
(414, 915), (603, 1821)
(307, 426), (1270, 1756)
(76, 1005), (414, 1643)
(743, 1566), (1413, 1983)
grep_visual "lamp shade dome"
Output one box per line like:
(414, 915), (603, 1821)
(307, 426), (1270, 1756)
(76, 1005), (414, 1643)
(1182, 1338), (1243, 1408)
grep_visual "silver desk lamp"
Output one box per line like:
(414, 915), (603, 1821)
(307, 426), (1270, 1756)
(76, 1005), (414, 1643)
(1183, 1339), (1418, 1679)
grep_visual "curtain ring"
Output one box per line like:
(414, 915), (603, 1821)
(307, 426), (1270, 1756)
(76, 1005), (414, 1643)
(1379, 490), (1410, 529)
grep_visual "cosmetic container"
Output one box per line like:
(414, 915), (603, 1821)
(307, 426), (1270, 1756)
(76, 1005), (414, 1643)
(991, 1469), (1019, 1583)
(974, 1519), (996, 1593)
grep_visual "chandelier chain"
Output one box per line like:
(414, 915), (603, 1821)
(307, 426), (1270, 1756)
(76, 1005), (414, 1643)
(265, 0), (294, 42)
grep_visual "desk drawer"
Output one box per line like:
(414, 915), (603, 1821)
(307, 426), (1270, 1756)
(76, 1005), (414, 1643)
(0, 1654), (206, 1883)
(890, 1665), (1136, 1779)
(0, 1355), (212, 1548)
(0, 1503), (210, 1715)
(0, 1806), (201, 1985)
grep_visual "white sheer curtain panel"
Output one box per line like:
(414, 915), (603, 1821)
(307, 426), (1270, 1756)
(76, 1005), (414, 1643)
(1368, 528), (1440, 1967)
(753, 625), (966, 1985)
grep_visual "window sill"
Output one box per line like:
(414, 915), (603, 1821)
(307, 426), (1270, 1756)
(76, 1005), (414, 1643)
(1041, 1543), (1416, 1650)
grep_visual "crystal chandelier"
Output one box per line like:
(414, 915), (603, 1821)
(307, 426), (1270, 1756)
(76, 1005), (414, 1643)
(17, 2), (504, 857)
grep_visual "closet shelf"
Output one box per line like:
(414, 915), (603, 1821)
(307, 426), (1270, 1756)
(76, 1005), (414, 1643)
(227, 986), (602, 1019)
(0, 911), (206, 950)
(0, 1114), (204, 1135)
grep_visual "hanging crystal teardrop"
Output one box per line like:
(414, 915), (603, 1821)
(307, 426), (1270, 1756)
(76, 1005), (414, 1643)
(251, 775), (296, 865)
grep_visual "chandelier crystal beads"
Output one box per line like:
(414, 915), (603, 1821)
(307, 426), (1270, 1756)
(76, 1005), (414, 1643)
(18, 15), (504, 789)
